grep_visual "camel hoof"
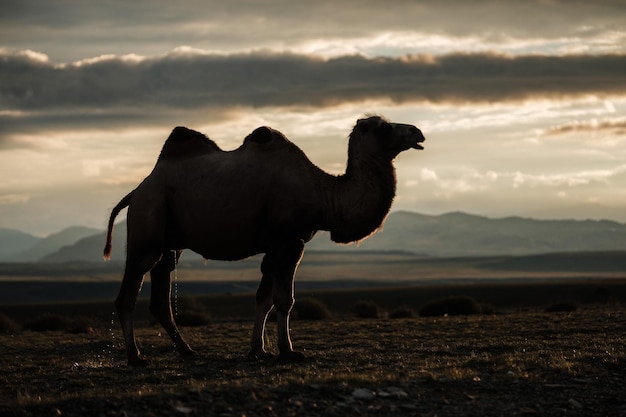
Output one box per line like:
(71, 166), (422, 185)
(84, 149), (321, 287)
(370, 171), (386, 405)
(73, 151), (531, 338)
(278, 350), (306, 364)
(247, 349), (274, 362)
(179, 347), (196, 358)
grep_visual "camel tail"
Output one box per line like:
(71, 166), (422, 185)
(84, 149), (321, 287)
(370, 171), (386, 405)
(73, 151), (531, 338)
(103, 191), (133, 260)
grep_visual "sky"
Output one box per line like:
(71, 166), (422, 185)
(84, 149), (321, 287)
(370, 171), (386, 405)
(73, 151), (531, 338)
(1, 0), (626, 236)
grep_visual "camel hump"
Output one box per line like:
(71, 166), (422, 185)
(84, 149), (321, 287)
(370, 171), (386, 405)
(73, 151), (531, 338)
(243, 126), (294, 146)
(158, 126), (222, 161)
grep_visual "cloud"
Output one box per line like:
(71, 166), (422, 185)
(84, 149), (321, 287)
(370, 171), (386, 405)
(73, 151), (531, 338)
(542, 117), (626, 136)
(2, 0), (625, 62)
(1, 50), (625, 136)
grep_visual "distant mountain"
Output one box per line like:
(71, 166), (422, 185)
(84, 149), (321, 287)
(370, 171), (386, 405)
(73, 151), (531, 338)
(0, 228), (41, 261)
(40, 223), (126, 263)
(13, 226), (102, 262)
(307, 211), (626, 256)
(24, 211), (626, 262)
(525, 203), (626, 224)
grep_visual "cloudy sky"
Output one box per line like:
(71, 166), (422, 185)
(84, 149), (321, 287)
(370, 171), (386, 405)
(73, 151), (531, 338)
(1, 0), (626, 236)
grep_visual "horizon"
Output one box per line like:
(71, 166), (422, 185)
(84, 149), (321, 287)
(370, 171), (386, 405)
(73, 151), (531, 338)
(4, 208), (626, 240)
(1, 1), (625, 236)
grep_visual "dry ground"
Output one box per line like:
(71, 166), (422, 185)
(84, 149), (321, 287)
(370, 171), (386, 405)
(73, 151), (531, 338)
(1, 306), (625, 417)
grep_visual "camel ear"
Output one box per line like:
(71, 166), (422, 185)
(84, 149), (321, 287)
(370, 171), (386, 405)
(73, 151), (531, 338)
(247, 126), (273, 144)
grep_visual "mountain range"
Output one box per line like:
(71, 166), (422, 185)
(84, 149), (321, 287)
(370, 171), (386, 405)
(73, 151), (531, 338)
(2, 211), (626, 263)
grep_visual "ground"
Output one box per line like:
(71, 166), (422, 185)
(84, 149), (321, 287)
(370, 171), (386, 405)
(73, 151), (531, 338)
(1, 306), (625, 416)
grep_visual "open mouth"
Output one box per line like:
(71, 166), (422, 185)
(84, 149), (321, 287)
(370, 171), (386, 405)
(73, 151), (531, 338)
(411, 134), (425, 150)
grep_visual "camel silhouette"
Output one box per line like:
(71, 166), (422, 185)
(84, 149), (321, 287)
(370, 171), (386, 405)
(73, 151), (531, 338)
(104, 115), (425, 366)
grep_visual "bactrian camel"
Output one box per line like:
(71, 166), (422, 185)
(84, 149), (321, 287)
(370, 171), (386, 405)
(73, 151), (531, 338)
(104, 115), (425, 366)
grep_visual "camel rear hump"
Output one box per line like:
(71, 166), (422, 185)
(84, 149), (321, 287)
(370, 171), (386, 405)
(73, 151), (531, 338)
(158, 126), (222, 162)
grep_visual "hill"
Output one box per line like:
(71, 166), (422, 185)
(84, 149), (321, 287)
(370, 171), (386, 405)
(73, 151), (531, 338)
(0, 228), (40, 260)
(13, 226), (101, 262)
(308, 211), (626, 256)
(40, 223), (127, 263)
(16, 211), (626, 262)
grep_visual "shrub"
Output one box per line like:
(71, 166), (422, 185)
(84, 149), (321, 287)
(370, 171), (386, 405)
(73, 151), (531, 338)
(174, 296), (211, 326)
(23, 313), (72, 332)
(352, 300), (381, 319)
(293, 297), (332, 321)
(419, 296), (482, 317)
(0, 312), (21, 335)
(389, 306), (416, 319)
(67, 320), (95, 334)
(176, 311), (212, 327)
(545, 301), (579, 313)
(480, 303), (498, 315)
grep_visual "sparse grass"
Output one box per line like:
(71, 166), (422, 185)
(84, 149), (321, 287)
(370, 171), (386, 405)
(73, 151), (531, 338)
(21, 313), (94, 333)
(419, 296), (483, 317)
(1, 307), (625, 416)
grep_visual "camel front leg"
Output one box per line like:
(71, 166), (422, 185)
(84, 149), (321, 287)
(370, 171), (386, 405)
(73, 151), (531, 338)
(274, 276), (305, 363)
(248, 271), (274, 361)
(272, 240), (305, 363)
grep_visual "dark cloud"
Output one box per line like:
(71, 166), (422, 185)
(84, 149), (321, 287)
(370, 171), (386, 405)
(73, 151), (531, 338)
(1, 0), (625, 62)
(2, 51), (625, 112)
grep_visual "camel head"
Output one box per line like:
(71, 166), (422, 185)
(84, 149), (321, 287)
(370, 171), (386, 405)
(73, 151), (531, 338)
(349, 115), (425, 160)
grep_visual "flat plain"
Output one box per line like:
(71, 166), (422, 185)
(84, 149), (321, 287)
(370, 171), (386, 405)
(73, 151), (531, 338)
(1, 303), (625, 416)
(2, 252), (626, 416)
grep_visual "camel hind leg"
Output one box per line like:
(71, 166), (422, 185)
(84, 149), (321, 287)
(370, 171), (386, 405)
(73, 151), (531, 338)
(149, 250), (195, 358)
(116, 251), (161, 366)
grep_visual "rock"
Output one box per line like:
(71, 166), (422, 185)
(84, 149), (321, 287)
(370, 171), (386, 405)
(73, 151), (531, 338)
(352, 388), (375, 400)
(568, 398), (583, 409)
(175, 405), (193, 414)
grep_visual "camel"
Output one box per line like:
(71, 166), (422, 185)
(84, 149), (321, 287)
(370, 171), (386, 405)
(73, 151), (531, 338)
(104, 116), (425, 366)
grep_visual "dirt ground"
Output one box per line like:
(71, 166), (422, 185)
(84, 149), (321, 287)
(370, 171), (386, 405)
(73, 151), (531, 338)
(1, 306), (625, 417)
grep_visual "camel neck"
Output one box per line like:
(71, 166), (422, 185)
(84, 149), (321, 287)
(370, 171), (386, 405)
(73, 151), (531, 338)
(324, 156), (397, 244)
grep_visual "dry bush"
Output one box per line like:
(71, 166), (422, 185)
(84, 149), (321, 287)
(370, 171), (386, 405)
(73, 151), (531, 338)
(175, 296), (212, 326)
(176, 311), (212, 327)
(293, 297), (332, 321)
(352, 300), (381, 319)
(389, 306), (416, 319)
(419, 296), (483, 317)
(0, 312), (21, 335)
(23, 313), (72, 332)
